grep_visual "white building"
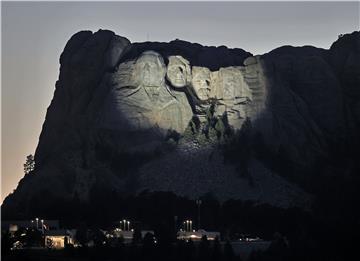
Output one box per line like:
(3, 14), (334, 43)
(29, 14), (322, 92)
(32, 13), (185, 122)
(177, 229), (220, 241)
(44, 229), (76, 249)
(109, 228), (155, 243)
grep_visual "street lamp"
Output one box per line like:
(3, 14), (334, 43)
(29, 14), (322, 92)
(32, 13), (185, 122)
(35, 218), (39, 230)
(196, 199), (202, 230)
(127, 221), (130, 231)
(41, 219), (44, 234)
(186, 220), (190, 232)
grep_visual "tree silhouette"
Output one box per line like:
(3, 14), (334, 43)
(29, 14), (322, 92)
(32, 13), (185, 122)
(212, 236), (222, 261)
(90, 228), (106, 248)
(25, 228), (43, 247)
(132, 228), (142, 245)
(75, 223), (88, 247)
(142, 232), (156, 260)
(224, 240), (235, 261)
(1, 231), (12, 257)
(23, 154), (35, 174)
(186, 239), (196, 261)
(198, 235), (210, 261)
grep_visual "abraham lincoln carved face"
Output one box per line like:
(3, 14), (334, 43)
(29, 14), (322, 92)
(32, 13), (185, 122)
(191, 66), (211, 101)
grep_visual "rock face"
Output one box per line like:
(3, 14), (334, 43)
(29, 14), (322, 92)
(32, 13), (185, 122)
(2, 30), (360, 218)
(102, 51), (192, 134)
(136, 143), (309, 208)
(166, 55), (192, 88)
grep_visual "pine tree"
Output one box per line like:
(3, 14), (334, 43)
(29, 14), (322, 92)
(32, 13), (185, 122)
(23, 154), (35, 174)
(224, 240), (235, 261)
(212, 236), (222, 261)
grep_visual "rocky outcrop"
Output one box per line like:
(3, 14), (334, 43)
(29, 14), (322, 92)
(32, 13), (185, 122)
(101, 51), (193, 134)
(137, 142), (310, 208)
(255, 45), (347, 167)
(329, 32), (360, 132)
(2, 30), (360, 218)
(35, 30), (131, 164)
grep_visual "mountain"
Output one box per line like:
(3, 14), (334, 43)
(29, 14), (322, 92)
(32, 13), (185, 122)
(2, 30), (359, 220)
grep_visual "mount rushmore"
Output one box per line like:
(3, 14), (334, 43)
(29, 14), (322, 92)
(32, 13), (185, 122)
(102, 48), (263, 134)
(2, 30), (359, 218)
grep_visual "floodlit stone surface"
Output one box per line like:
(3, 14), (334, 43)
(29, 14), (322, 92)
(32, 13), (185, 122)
(166, 55), (191, 88)
(191, 66), (212, 101)
(189, 65), (261, 128)
(213, 67), (253, 128)
(242, 55), (267, 119)
(102, 51), (193, 133)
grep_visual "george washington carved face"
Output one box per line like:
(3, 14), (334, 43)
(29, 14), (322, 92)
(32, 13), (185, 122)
(134, 51), (166, 87)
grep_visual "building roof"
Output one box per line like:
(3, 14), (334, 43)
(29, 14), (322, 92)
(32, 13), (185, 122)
(44, 229), (70, 236)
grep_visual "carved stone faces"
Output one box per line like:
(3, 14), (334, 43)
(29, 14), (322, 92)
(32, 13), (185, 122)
(134, 51), (166, 88)
(191, 66), (212, 101)
(104, 50), (193, 134)
(166, 56), (191, 88)
(106, 51), (263, 132)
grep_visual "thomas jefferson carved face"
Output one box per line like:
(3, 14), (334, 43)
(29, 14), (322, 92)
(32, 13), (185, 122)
(134, 51), (166, 87)
(191, 66), (211, 101)
(166, 56), (191, 88)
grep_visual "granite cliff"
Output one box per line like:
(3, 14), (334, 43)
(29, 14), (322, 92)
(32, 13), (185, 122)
(2, 30), (359, 218)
